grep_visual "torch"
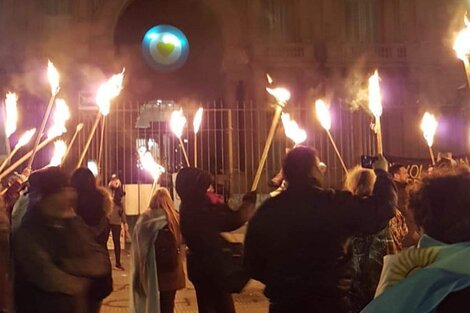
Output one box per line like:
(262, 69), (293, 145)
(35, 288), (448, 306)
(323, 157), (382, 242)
(76, 70), (124, 169)
(61, 123), (84, 166)
(281, 113), (307, 146)
(0, 129), (36, 173)
(420, 112), (438, 165)
(453, 15), (470, 88)
(5, 92), (18, 138)
(87, 160), (99, 177)
(193, 107), (203, 167)
(315, 99), (348, 175)
(170, 108), (190, 167)
(251, 87), (290, 191)
(48, 140), (67, 167)
(368, 70), (384, 155)
(139, 148), (165, 206)
(28, 60), (60, 168)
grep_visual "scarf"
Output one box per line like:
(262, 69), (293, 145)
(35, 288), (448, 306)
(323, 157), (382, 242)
(361, 235), (470, 313)
(130, 209), (168, 313)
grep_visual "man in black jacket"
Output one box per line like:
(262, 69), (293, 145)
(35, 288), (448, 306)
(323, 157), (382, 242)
(244, 146), (397, 313)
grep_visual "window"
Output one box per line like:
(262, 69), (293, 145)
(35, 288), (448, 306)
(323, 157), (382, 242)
(263, 0), (301, 42)
(344, 0), (378, 43)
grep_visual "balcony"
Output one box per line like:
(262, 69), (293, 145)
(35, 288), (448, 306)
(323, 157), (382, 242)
(327, 43), (408, 65)
(251, 43), (315, 66)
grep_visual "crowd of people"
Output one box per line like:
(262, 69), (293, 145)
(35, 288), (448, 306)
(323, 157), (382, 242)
(1, 145), (470, 313)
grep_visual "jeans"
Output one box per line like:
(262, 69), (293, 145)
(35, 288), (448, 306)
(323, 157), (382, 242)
(109, 224), (121, 266)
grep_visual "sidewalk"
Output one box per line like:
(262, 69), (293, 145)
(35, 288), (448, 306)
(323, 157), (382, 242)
(101, 250), (269, 313)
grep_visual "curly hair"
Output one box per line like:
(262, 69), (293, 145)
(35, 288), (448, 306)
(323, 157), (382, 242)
(344, 166), (376, 197)
(408, 166), (470, 244)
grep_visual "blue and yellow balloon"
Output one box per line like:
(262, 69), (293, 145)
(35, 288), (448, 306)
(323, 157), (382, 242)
(142, 25), (189, 71)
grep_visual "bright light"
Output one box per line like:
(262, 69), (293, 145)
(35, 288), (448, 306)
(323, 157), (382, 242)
(193, 107), (204, 134)
(170, 108), (187, 139)
(15, 128), (36, 149)
(47, 99), (70, 139)
(5, 92), (18, 138)
(368, 70), (383, 117)
(281, 113), (307, 145)
(266, 87), (291, 105)
(138, 148), (165, 182)
(87, 160), (99, 177)
(49, 140), (67, 167)
(454, 15), (470, 61)
(162, 33), (181, 47)
(420, 112), (438, 147)
(267, 73), (273, 84)
(96, 69), (125, 116)
(315, 99), (332, 131)
(47, 60), (60, 96)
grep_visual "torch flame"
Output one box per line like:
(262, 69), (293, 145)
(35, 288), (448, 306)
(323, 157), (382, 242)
(266, 87), (291, 106)
(315, 99), (332, 131)
(170, 108), (187, 139)
(5, 92), (18, 138)
(368, 70), (383, 118)
(420, 112), (438, 147)
(281, 113), (307, 145)
(49, 140), (67, 167)
(15, 128), (36, 149)
(454, 15), (470, 61)
(193, 107), (204, 134)
(138, 148), (165, 182)
(267, 73), (273, 85)
(96, 69), (125, 116)
(47, 99), (70, 139)
(47, 60), (60, 96)
(87, 160), (99, 177)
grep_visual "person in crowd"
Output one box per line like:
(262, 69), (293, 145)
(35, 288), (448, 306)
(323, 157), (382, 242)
(130, 187), (185, 313)
(389, 164), (419, 247)
(71, 168), (113, 246)
(362, 166), (470, 313)
(0, 196), (10, 313)
(13, 167), (112, 313)
(344, 166), (407, 312)
(3, 168), (30, 219)
(175, 167), (257, 313)
(108, 175), (127, 270)
(244, 146), (397, 313)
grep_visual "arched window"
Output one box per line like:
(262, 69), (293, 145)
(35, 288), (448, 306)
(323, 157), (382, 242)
(263, 0), (301, 42)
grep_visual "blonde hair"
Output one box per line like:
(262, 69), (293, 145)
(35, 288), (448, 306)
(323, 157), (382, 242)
(344, 166), (377, 197)
(149, 187), (181, 242)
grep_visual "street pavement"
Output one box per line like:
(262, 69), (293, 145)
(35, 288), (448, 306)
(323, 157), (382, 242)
(101, 248), (269, 313)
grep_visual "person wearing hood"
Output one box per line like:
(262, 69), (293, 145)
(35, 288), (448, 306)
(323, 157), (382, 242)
(244, 146), (397, 313)
(175, 167), (257, 313)
(13, 167), (112, 313)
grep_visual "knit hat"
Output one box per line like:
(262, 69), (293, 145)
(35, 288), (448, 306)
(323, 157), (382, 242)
(175, 167), (212, 202)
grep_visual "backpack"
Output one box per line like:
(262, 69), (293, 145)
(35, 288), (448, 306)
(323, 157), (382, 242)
(154, 225), (180, 273)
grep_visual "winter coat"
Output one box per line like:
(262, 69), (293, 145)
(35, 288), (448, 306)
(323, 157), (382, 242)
(175, 168), (256, 293)
(75, 187), (113, 246)
(109, 187), (126, 226)
(13, 207), (112, 313)
(244, 169), (397, 313)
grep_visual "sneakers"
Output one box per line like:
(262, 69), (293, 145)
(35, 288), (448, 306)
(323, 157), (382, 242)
(114, 264), (125, 271)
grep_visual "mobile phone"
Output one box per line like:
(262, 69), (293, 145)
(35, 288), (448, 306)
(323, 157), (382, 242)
(361, 155), (378, 169)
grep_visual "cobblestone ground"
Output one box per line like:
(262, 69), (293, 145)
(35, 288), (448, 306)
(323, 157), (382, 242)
(101, 248), (269, 313)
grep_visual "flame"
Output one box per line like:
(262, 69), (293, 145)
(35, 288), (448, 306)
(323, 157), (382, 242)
(96, 69), (125, 116)
(454, 15), (470, 61)
(420, 112), (438, 147)
(170, 108), (187, 139)
(267, 73), (273, 85)
(5, 92), (18, 138)
(281, 113), (307, 144)
(315, 99), (332, 131)
(15, 128), (36, 149)
(47, 60), (60, 95)
(368, 70), (383, 117)
(49, 140), (67, 167)
(266, 87), (291, 105)
(138, 148), (165, 182)
(47, 98), (70, 139)
(87, 160), (99, 177)
(193, 107), (204, 134)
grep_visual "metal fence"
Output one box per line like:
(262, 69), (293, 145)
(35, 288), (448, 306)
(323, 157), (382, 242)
(71, 100), (468, 197)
